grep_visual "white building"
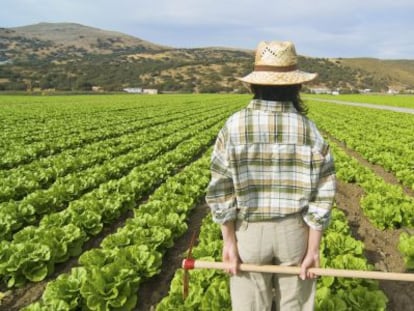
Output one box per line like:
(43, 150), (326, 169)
(123, 87), (143, 93)
(142, 89), (158, 95)
(123, 88), (158, 94)
(309, 87), (332, 94)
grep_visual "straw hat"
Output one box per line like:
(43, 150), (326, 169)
(237, 41), (317, 85)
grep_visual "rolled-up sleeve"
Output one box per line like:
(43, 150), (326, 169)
(206, 128), (237, 224)
(303, 144), (336, 230)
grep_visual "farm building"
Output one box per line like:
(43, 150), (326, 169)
(123, 87), (158, 94)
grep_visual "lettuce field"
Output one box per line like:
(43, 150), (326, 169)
(0, 93), (413, 311)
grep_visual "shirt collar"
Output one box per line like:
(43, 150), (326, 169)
(247, 99), (298, 113)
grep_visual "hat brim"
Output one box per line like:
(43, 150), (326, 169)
(237, 70), (317, 85)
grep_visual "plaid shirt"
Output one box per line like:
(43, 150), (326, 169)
(206, 99), (336, 230)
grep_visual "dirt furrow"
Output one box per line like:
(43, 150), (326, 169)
(335, 180), (414, 311)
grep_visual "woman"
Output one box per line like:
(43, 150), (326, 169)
(206, 41), (336, 310)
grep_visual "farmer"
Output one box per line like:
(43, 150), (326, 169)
(206, 41), (336, 310)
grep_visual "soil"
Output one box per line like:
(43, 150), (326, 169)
(329, 137), (414, 311)
(1, 141), (414, 311)
(134, 203), (209, 311)
(0, 205), (210, 311)
(0, 209), (136, 311)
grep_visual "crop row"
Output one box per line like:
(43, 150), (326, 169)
(21, 147), (212, 310)
(0, 106), (236, 243)
(0, 106), (170, 169)
(1, 102), (162, 143)
(0, 100), (227, 170)
(1, 105), (153, 147)
(329, 139), (414, 229)
(0, 119), (223, 288)
(305, 94), (414, 109)
(0, 103), (228, 204)
(157, 206), (388, 310)
(1, 117), (177, 202)
(0, 95), (245, 146)
(0, 95), (186, 146)
(307, 99), (414, 269)
(307, 100), (414, 190)
(0, 103), (235, 203)
(328, 139), (414, 268)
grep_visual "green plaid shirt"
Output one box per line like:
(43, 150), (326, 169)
(206, 99), (336, 230)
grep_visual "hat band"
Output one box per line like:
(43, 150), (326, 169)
(254, 64), (297, 72)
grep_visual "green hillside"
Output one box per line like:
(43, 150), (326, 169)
(338, 58), (414, 90)
(1, 23), (414, 93)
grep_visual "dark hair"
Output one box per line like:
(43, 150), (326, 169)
(250, 84), (308, 115)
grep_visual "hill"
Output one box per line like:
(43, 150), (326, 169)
(337, 58), (414, 91)
(12, 22), (154, 45)
(2, 22), (166, 55)
(1, 22), (414, 93)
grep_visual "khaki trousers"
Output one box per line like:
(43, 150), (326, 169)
(231, 214), (316, 311)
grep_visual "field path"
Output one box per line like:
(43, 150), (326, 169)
(306, 97), (414, 114)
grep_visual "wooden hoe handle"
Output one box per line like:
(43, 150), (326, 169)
(182, 259), (414, 282)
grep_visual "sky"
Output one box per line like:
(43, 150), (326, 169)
(1, 0), (414, 59)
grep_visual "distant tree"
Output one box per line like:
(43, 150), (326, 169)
(4, 81), (26, 91)
(39, 76), (54, 89)
(75, 77), (93, 91)
(199, 83), (221, 93)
